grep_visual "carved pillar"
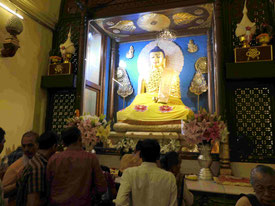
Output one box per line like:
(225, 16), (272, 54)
(219, 134), (232, 175)
(214, 0), (232, 175)
(207, 30), (213, 114)
(213, 0), (225, 116)
(76, 5), (87, 113)
(108, 40), (117, 120)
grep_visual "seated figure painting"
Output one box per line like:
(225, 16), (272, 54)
(117, 40), (193, 124)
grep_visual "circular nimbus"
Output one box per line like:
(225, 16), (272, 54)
(137, 40), (184, 79)
(137, 13), (170, 32)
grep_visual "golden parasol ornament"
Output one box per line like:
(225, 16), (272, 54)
(137, 13), (170, 32)
(195, 57), (208, 73)
(189, 59), (208, 111)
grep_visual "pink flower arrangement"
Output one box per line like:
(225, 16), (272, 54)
(183, 108), (228, 145)
(66, 114), (111, 151)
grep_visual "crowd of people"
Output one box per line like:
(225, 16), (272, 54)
(0, 127), (274, 206)
(0, 127), (107, 206)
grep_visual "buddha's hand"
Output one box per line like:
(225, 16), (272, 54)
(152, 97), (158, 103)
(157, 100), (167, 104)
(157, 96), (168, 104)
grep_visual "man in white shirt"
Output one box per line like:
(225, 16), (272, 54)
(115, 139), (177, 206)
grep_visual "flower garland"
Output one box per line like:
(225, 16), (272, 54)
(116, 137), (137, 154)
(183, 108), (229, 145)
(160, 139), (181, 154)
(66, 114), (111, 151)
(115, 138), (181, 155)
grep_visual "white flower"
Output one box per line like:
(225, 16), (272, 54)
(116, 138), (138, 153)
(160, 139), (181, 154)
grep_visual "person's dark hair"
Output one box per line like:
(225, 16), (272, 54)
(0, 128), (5, 143)
(140, 139), (160, 162)
(38, 131), (58, 149)
(21, 131), (39, 145)
(62, 127), (81, 146)
(101, 165), (110, 173)
(160, 151), (179, 171)
(250, 165), (275, 186)
(135, 140), (143, 152)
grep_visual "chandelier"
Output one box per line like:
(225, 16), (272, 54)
(156, 29), (177, 41)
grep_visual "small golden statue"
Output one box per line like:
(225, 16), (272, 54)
(256, 33), (271, 46)
(256, 23), (273, 46)
(126, 46), (134, 59)
(187, 39), (198, 53)
(239, 35), (250, 48)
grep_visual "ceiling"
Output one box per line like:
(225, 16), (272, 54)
(93, 3), (213, 42)
(8, 0), (62, 29)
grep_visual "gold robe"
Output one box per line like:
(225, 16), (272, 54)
(117, 67), (193, 124)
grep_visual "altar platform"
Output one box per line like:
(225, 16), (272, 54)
(109, 122), (189, 146)
(114, 177), (254, 195)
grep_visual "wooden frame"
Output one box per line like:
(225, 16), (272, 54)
(85, 2), (222, 119)
(213, 0), (223, 116)
(80, 0), (224, 159)
(105, 27), (216, 120)
(87, 0), (213, 19)
(207, 29), (214, 114)
(82, 22), (107, 116)
(115, 28), (209, 43)
(108, 40), (117, 120)
(84, 85), (100, 116)
(81, 0), (223, 119)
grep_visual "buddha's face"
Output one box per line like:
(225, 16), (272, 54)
(150, 51), (165, 68)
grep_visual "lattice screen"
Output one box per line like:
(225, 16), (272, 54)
(233, 87), (274, 161)
(50, 91), (76, 136)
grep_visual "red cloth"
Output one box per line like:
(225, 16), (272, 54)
(47, 148), (107, 206)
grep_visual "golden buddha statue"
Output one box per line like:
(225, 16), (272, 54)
(117, 46), (193, 124)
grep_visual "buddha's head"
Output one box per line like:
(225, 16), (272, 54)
(149, 46), (166, 68)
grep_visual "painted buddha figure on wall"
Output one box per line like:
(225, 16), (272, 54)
(117, 45), (193, 124)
